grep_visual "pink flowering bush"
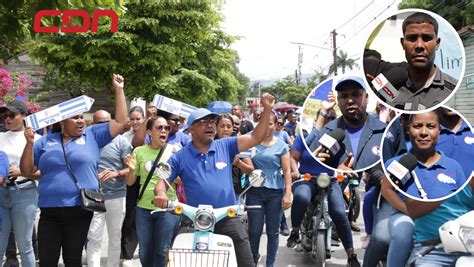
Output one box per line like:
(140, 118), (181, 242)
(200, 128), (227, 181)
(0, 69), (42, 113)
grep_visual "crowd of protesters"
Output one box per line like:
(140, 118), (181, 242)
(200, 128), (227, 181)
(0, 70), (473, 267)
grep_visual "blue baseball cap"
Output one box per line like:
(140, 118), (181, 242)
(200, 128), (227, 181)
(187, 108), (219, 126)
(335, 75), (368, 91)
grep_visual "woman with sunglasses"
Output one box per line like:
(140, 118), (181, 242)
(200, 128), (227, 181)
(0, 100), (41, 267)
(124, 116), (180, 266)
(21, 74), (127, 266)
(274, 117), (293, 146)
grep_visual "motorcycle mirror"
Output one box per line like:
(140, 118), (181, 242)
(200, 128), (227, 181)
(249, 170), (266, 187)
(155, 162), (172, 179)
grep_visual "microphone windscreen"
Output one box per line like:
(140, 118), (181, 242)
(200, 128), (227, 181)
(328, 128), (345, 143)
(385, 67), (408, 88)
(398, 153), (417, 172)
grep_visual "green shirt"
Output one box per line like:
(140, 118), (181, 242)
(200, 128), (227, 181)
(134, 144), (177, 210)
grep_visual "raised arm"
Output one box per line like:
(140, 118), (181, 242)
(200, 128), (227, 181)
(109, 74), (127, 138)
(237, 93), (275, 152)
(20, 127), (39, 178)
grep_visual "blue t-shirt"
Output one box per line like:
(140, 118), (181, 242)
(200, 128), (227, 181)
(273, 130), (291, 144)
(34, 123), (112, 208)
(347, 126), (363, 159)
(145, 131), (191, 150)
(252, 138), (289, 189)
(293, 135), (333, 176)
(415, 185), (474, 242)
(167, 137), (239, 208)
(437, 122), (474, 179)
(0, 151), (8, 178)
(386, 152), (466, 200)
(284, 122), (297, 136)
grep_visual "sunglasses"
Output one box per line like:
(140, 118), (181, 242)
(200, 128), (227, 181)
(1, 112), (19, 120)
(154, 125), (171, 132)
(276, 122), (284, 126)
(168, 118), (181, 124)
(197, 118), (216, 126)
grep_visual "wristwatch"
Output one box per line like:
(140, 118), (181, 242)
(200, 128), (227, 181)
(319, 110), (329, 118)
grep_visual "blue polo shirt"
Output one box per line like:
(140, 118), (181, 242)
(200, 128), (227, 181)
(145, 131), (191, 150)
(34, 123), (112, 208)
(385, 152), (466, 200)
(167, 137), (239, 208)
(284, 122), (297, 136)
(293, 134), (333, 176)
(437, 122), (474, 178)
(0, 151), (8, 178)
(310, 114), (386, 171)
(414, 185), (474, 242)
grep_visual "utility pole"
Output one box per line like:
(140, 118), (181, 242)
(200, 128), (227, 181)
(296, 45), (303, 85)
(331, 29), (338, 76)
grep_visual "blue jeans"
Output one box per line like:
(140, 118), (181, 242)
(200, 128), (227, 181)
(363, 186), (376, 235)
(387, 210), (414, 267)
(0, 182), (38, 267)
(363, 200), (393, 267)
(246, 187), (282, 267)
(291, 181), (353, 250)
(135, 207), (181, 267)
(408, 246), (471, 266)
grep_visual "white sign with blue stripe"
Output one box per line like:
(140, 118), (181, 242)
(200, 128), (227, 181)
(25, 95), (94, 130)
(152, 94), (197, 119)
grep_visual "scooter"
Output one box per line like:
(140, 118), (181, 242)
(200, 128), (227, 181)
(294, 172), (338, 267)
(153, 168), (266, 267)
(409, 210), (474, 266)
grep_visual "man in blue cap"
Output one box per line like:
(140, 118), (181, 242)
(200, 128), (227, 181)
(154, 93), (276, 267)
(310, 75), (386, 172)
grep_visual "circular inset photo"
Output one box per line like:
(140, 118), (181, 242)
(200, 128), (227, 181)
(301, 74), (384, 173)
(381, 106), (474, 202)
(363, 8), (465, 112)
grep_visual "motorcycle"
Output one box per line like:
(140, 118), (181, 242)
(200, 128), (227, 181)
(409, 210), (474, 266)
(341, 175), (361, 223)
(153, 168), (266, 267)
(294, 172), (338, 267)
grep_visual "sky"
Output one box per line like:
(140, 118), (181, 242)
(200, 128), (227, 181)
(222, 0), (402, 82)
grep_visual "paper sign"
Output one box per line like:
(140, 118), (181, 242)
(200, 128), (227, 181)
(152, 94), (197, 119)
(25, 95), (94, 130)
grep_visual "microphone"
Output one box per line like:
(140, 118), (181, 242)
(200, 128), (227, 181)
(371, 67), (408, 102)
(318, 128), (345, 155)
(386, 153), (417, 186)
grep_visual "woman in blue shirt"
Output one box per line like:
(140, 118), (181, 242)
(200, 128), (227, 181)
(0, 151), (8, 185)
(246, 112), (292, 267)
(385, 111), (466, 200)
(20, 74), (128, 266)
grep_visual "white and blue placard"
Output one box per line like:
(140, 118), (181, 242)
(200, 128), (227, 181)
(25, 95), (94, 130)
(152, 94), (197, 119)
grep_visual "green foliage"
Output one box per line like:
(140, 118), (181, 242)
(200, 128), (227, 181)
(328, 50), (357, 75)
(260, 76), (309, 106)
(26, 0), (247, 106)
(399, 0), (474, 30)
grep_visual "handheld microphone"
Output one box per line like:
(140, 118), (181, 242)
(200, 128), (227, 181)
(318, 128), (345, 155)
(386, 153), (417, 186)
(371, 67), (408, 102)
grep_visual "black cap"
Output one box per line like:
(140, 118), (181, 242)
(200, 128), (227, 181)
(0, 100), (28, 114)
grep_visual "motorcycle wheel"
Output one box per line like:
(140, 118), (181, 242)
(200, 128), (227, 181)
(312, 230), (326, 267)
(352, 190), (361, 221)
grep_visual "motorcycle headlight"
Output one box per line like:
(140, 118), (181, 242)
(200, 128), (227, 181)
(459, 227), (474, 253)
(194, 210), (215, 231)
(317, 173), (331, 188)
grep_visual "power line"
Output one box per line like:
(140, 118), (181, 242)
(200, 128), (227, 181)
(336, 0), (375, 31)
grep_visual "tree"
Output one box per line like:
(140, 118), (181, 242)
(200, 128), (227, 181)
(307, 68), (329, 89)
(27, 1), (247, 106)
(0, 0), (125, 63)
(328, 50), (357, 75)
(399, 0), (474, 30)
(260, 76), (308, 105)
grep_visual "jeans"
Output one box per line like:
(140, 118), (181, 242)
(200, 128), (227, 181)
(387, 210), (414, 267)
(363, 186), (376, 235)
(135, 207), (181, 267)
(408, 246), (471, 267)
(246, 187), (282, 267)
(291, 181), (353, 250)
(363, 200), (393, 267)
(214, 217), (255, 267)
(86, 197), (126, 267)
(38, 206), (93, 266)
(0, 182), (38, 267)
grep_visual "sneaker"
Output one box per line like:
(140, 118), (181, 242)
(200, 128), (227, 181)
(280, 221), (290, 236)
(287, 231), (300, 248)
(350, 222), (361, 232)
(347, 254), (361, 267)
(122, 259), (133, 267)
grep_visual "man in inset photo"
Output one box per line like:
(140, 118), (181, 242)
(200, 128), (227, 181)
(364, 11), (459, 111)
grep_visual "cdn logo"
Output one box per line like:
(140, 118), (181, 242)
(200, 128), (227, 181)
(34, 10), (118, 33)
